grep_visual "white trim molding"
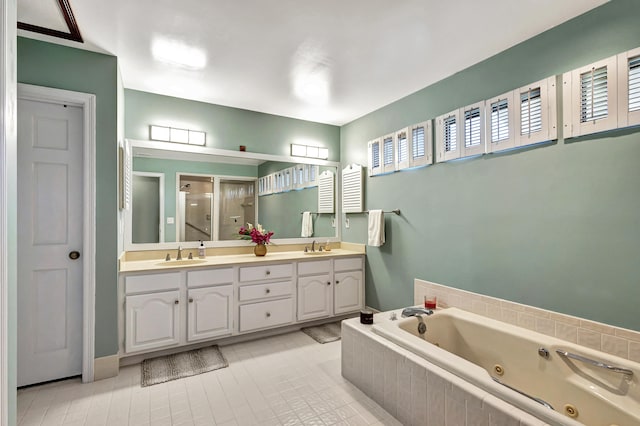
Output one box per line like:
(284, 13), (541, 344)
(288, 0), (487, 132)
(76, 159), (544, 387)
(17, 83), (97, 383)
(1, 0), (17, 424)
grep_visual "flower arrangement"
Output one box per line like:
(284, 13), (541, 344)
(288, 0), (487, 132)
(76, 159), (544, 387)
(238, 223), (274, 245)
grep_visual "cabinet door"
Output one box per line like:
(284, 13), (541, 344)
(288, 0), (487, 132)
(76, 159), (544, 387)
(187, 285), (233, 341)
(297, 274), (332, 321)
(126, 290), (180, 353)
(334, 270), (363, 314)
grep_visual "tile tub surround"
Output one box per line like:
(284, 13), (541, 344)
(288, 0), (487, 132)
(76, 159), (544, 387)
(415, 279), (640, 363)
(341, 316), (547, 426)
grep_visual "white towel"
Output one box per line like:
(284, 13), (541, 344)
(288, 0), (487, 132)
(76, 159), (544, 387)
(301, 211), (314, 237)
(367, 210), (385, 247)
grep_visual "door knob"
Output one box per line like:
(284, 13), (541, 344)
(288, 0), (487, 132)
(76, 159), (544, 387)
(69, 251), (81, 260)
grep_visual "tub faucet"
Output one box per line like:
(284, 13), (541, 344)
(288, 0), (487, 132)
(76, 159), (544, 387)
(401, 307), (434, 317)
(177, 245), (183, 261)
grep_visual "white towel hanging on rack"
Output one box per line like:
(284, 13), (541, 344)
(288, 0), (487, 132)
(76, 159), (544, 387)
(367, 210), (385, 247)
(301, 211), (313, 237)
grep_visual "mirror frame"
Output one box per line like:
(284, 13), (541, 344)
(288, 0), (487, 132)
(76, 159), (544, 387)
(123, 139), (342, 251)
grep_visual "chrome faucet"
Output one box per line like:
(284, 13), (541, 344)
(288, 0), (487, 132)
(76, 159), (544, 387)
(177, 245), (183, 261)
(401, 307), (434, 317)
(311, 240), (317, 252)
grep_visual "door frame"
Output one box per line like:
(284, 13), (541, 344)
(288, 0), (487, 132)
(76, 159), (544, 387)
(17, 83), (96, 383)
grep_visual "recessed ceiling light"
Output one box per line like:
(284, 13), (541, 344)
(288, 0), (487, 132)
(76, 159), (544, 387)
(151, 37), (207, 70)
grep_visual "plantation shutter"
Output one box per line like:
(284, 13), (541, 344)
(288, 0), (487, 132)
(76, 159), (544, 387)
(629, 55), (640, 112)
(464, 107), (481, 147)
(412, 126), (425, 159)
(368, 139), (381, 176)
(444, 116), (457, 153)
(520, 88), (542, 135)
(409, 121), (431, 167)
(580, 66), (609, 122)
(490, 99), (509, 142)
(396, 129), (409, 170)
(382, 134), (395, 173)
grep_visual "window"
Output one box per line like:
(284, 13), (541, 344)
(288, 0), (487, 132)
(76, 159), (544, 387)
(486, 92), (515, 153)
(462, 102), (485, 157)
(515, 76), (557, 146)
(617, 47), (640, 128)
(396, 128), (409, 170)
(382, 134), (395, 173)
(563, 55), (617, 138)
(436, 110), (460, 162)
(367, 138), (381, 176)
(409, 121), (432, 167)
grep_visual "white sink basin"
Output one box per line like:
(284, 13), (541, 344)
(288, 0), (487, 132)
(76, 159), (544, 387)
(304, 251), (331, 255)
(156, 259), (207, 266)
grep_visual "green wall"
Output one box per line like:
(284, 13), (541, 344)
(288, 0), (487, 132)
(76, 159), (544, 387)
(133, 157), (257, 241)
(17, 37), (120, 357)
(125, 89), (341, 161)
(340, 0), (640, 331)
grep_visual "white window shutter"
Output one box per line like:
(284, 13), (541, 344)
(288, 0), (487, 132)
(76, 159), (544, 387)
(435, 109), (460, 163)
(317, 170), (335, 213)
(565, 55), (617, 138)
(409, 120), (432, 167)
(515, 76), (557, 146)
(342, 164), (363, 213)
(461, 102), (485, 158)
(306, 165), (318, 188)
(381, 133), (396, 174)
(367, 138), (381, 176)
(617, 47), (640, 128)
(486, 92), (515, 153)
(395, 128), (410, 170)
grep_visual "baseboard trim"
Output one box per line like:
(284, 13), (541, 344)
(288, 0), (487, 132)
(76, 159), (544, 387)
(93, 355), (119, 381)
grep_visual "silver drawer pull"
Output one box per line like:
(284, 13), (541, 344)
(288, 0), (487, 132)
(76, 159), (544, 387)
(265, 288), (271, 294)
(266, 312), (271, 318)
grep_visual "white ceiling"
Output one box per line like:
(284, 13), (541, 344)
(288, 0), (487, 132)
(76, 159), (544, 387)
(18, 0), (609, 126)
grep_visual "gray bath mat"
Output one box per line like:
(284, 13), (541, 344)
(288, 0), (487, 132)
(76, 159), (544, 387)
(301, 321), (342, 344)
(141, 345), (228, 387)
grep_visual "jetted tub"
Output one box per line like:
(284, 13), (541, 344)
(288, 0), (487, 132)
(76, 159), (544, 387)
(372, 307), (640, 426)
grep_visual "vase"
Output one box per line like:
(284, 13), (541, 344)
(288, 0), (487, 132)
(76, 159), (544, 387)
(254, 244), (267, 256)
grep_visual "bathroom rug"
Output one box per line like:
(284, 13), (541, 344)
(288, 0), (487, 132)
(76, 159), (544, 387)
(141, 345), (228, 387)
(301, 321), (342, 344)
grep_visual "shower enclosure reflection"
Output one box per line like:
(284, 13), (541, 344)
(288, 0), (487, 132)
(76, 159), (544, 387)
(219, 179), (255, 240)
(178, 175), (213, 242)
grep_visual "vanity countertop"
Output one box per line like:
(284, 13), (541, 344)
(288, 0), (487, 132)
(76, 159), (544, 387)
(120, 247), (365, 273)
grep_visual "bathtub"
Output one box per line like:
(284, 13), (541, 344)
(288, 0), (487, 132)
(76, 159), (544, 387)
(371, 307), (640, 426)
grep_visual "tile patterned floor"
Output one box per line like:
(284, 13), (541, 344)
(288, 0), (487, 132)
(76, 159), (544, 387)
(17, 331), (401, 426)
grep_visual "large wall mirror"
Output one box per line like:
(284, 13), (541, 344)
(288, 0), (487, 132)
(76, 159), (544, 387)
(124, 139), (341, 250)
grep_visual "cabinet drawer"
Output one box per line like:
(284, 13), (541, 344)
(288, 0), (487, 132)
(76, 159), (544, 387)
(239, 298), (293, 332)
(239, 280), (292, 302)
(187, 267), (234, 288)
(239, 263), (292, 282)
(298, 260), (331, 276)
(125, 272), (180, 295)
(334, 257), (363, 272)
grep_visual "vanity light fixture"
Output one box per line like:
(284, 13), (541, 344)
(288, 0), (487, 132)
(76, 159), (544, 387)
(149, 125), (206, 146)
(291, 143), (329, 160)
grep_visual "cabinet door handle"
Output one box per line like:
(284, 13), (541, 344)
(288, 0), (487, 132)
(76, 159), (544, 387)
(266, 312), (271, 318)
(189, 298), (194, 303)
(327, 281), (331, 286)
(265, 288), (271, 294)
(266, 270), (271, 275)
(174, 300), (179, 305)
(336, 280), (340, 284)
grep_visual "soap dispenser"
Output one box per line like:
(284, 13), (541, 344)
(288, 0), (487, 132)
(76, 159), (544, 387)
(198, 240), (206, 259)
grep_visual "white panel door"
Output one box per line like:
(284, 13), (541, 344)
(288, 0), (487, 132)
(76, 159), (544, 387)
(297, 274), (332, 321)
(125, 291), (180, 353)
(334, 271), (363, 314)
(17, 99), (83, 386)
(187, 285), (233, 341)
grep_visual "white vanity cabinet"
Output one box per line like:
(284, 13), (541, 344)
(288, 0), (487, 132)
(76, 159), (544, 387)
(124, 272), (181, 353)
(297, 260), (333, 321)
(237, 264), (294, 333)
(334, 257), (364, 315)
(186, 268), (234, 342)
